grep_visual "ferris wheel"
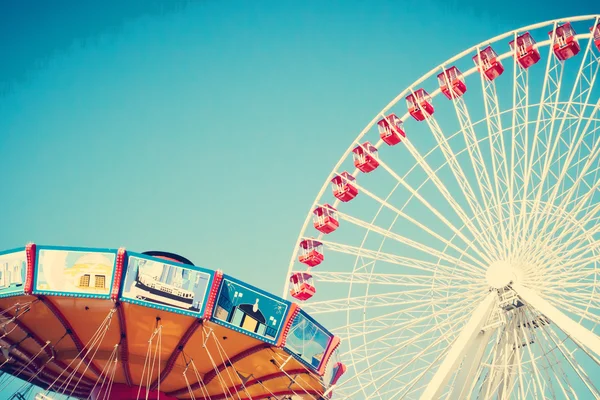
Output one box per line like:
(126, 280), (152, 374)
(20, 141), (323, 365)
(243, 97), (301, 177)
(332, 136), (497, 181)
(283, 15), (600, 399)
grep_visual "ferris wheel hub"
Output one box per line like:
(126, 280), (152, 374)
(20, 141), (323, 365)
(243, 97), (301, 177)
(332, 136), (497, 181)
(486, 260), (518, 289)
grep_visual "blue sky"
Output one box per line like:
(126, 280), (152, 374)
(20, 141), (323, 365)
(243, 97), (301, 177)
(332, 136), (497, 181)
(2, 0), (596, 295)
(0, 0), (598, 397)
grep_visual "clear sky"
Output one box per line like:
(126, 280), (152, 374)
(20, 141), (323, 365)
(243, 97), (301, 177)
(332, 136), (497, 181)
(0, 0), (598, 397)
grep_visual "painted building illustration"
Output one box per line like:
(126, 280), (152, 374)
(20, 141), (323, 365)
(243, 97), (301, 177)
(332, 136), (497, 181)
(0, 253), (26, 290)
(34, 249), (116, 296)
(214, 279), (284, 340)
(62, 253), (113, 294)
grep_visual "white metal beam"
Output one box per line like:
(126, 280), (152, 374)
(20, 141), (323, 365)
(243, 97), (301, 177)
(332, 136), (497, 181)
(420, 292), (497, 400)
(448, 324), (494, 400)
(513, 283), (600, 358)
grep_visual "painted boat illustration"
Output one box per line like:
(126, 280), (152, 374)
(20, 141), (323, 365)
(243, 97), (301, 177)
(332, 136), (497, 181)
(132, 271), (199, 311)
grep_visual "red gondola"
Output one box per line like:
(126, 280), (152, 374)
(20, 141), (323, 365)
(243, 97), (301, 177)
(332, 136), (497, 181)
(289, 272), (316, 301)
(352, 142), (379, 173)
(298, 239), (324, 267)
(509, 32), (541, 69)
(313, 204), (339, 234)
(473, 46), (504, 81)
(549, 22), (580, 61)
(437, 66), (467, 100)
(377, 114), (405, 146)
(406, 89), (434, 121)
(331, 172), (358, 202)
(591, 23), (600, 52)
(331, 362), (347, 385)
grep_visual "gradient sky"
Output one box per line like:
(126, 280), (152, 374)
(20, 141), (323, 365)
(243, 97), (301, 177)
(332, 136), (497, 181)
(1, 1), (598, 397)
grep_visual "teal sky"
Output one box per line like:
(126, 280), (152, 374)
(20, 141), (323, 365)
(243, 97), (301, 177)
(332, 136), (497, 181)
(1, 0), (599, 397)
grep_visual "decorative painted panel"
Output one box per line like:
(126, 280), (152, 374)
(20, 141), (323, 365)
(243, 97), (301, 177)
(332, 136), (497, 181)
(0, 248), (27, 298)
(120, 252), (214, 318)
(212, 275), (290, 345)
(284, 310), (335, 374)
(33, 246), (118, 298)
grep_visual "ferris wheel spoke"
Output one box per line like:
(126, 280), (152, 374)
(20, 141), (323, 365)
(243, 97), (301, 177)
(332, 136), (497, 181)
(513, 337), (527, 399)
(532, 125), (600, 259)
(332, 211), (487, 273)
(302, 286), (481, 315)
(356, 313), (468, 399)
(475, 63), (512, 260)
(527, 128), (600, 256)
(394, 341), (455, 400)
(524, 231), (598, 277)
(523, 189), (600, 270)
(451, 96), (504, 252)
(399, 135), (500, 257)
(317, 239), (481, 277)
(508, 50), (532, 260)
(417, 108), (502, 259)
(540, 280), (599, 297)
(527, 38), (599, 220)
(351, 139), (500, 261)
(513, 283), (600, 360)
(340, 293), (482, 343)
(339, 310), (472, 398)
(528, 308), (579, 400)
(546, 296), (600, 327)
(481, 311), (523, 399)
(330, 181), (491, 267)
(514, 309), (550, 399)
(545, 118), (600, 221)
(339, 293), (480, 342)
(515, 25), (564, 258)
(309, 271), (447, 286)
(419, 292), (497, 400)
(541, 319), (600, 399)
(447, 319), (495, 399)
(541, 237), (600, 273)
(518, 55), (600, 257)
(342, 298), (476, 366)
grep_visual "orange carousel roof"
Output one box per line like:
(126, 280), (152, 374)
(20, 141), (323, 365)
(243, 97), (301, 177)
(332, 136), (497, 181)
(0, 245), (345, 400)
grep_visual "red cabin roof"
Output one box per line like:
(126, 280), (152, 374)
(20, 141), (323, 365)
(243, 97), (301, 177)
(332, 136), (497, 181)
(299, 239), (322, 249)
(289, 272), (313, 284)
(549, 22), (576, 41)
(313, 204), (337, 216)
(331, 171), (355, 184)
(352, 141), (377, 154)
(377, 114), (401, 128)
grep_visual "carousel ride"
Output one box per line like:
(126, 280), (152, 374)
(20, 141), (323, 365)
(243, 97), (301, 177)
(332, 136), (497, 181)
(0, 244), (345, 399)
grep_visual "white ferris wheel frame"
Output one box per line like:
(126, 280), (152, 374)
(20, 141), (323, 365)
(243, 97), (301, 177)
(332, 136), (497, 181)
(283, 14), (600, 400)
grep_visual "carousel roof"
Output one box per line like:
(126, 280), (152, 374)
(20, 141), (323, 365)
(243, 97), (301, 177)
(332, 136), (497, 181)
(0, 244), (342, 400)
